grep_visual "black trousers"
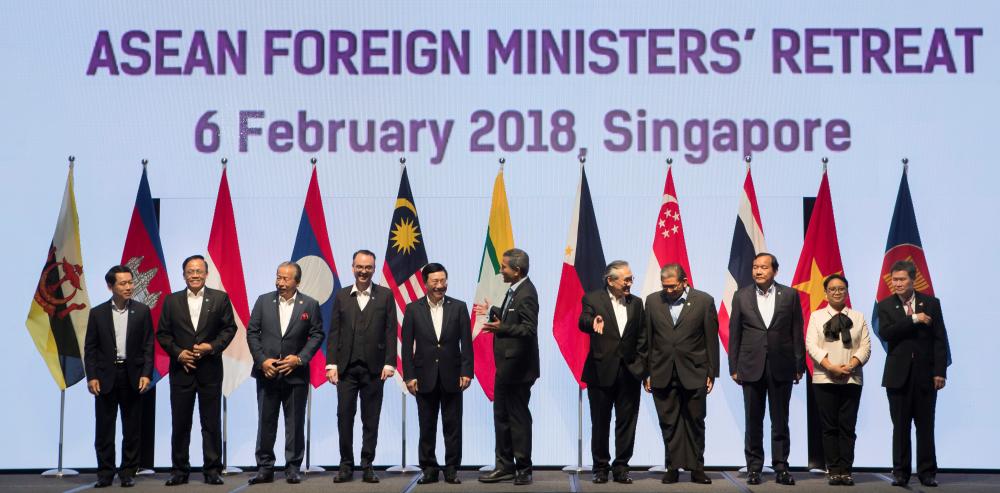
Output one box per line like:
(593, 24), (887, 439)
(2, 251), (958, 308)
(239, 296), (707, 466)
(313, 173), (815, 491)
(741, 362), (793, 472)
(587, 365), (640, 472)
(169, 377), (222, 475)
(813, 383), (862, 475)
(94, 364), (142, 480)
(337, 362), (385, 468)
(652, 374), (708, 470)
(415, 374), (463, 470)
(493, 381), (533, 471)
(887, 365), (938, 479)
(254, 378), (308, 471)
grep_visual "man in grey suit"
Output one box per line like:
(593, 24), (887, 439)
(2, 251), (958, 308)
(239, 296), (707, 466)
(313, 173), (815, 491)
(246, 261), (324, 485)
(643, 263), (718, 485)
(728, 253), (805, 486)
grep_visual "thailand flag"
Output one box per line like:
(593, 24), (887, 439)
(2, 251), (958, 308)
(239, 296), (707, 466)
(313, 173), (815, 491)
(291, 165), (341, 387)
(718, 168), (767, 353)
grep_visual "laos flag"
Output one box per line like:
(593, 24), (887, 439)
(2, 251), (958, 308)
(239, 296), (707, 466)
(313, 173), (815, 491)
(291, 165), (342, 387)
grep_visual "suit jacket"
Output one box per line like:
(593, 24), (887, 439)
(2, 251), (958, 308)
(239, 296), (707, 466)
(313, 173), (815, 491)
(400, 295), (473, 393)
(489, 277), (540, 384)
(156, 287), (237, 386)
(84, 299), (155, 394)
(577, 289), (645, 386)
(246, 291), (324, 386)
(727, 283), (805, 382)
(643, 288), (720, 390)
(326, 284), (397, 374)
(877, 292), (949, 389)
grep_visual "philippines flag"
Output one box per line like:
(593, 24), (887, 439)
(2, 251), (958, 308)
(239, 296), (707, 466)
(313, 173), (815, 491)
(718, 168), (767, 353)
(640, 166), (694, 300)
(552, 165), (606, 389)
(120, 166), (172, 384)
(206, 166), (253, 397)
(380, 167), (428, 381)
(291, 165), (341, 388)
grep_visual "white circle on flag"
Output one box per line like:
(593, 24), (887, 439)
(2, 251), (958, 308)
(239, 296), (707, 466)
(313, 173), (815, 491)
(296, 255), (335, 304)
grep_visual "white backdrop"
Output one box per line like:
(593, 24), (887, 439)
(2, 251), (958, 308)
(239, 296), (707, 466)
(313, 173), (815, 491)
(1, 1), (997, 469)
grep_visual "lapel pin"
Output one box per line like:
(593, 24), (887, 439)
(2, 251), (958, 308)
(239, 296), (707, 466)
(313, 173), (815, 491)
(895, 305), (900, 309)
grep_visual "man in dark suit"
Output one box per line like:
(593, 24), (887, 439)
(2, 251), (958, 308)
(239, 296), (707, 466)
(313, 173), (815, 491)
(401, 263), (474, 485)
(325, 249), (397, 484)
(156, 255), (237, 486)
(246, 261), (324, 485)
(85, 265), (155, 488)
(728, 252), (804, 486)
(577, 260), (644, 484)
(878, 260), (949, 488)
(476, 248), (540, 486)
(643, 263), (718, 485)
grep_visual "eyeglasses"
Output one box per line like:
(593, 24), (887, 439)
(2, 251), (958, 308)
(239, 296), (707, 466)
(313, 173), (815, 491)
(184, 269), (206, 276)
(354, 265), (375, 272)
(826, 287), (847, 293)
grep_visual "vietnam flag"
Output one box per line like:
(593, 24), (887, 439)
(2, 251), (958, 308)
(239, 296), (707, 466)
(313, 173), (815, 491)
(471, 168), (515, 401)
(791, 170), (848, 374)
(291, 164), (341, 387)
(121, 166), (172, 384)
(552, 165), (606, 389)
(640, 166), (694, 300)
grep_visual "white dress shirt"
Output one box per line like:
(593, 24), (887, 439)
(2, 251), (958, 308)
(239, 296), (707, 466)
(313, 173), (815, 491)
(667, 288), (689, 324)
(755, 283), (776, 328)
(111, 299), (129, 360)
(429, 296), (445, 341)
(352, 284), (372, 311)
(187, 288), (205, 331)
(278, 292), (297, 337)
(608, 289), (627, 337)
(806, 306), (872, 385)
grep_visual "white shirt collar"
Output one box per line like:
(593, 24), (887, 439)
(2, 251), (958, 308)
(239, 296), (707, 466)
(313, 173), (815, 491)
(428, 296), (445, 308)
(187, 288), (205, 298)
(279, 291), (298, 305)
(509, 277), (527, 293)
(755, 283), (776, 297)
(351, 284), (373, 297)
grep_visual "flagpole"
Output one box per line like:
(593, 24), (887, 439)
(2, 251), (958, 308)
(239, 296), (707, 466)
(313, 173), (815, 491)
(42, 389), (79, 477)
(217, 157), (242, 476)
(648, 156), (674, 474)
(302, 386), (325, 473)
(746, 153), (751, 172)
(902, 157), (909, 173)
(563, 150), (591, 475)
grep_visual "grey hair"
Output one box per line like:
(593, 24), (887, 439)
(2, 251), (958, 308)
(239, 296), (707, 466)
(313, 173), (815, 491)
(659, 263), (687, 282)
(502, 248), (530, 276)
(604, 260), (630, 283)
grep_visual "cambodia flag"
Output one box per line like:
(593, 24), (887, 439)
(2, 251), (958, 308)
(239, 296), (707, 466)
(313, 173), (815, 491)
(291, 165), (341, 388)
(718, 168), (767, 353)
(791, 170), (848, 374)
(553, 165), (606, 389)
(871, 168), (950, 364)
(120, 166), (172, 384)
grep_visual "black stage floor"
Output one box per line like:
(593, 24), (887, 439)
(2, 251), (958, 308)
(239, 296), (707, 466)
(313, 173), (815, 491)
(2, 470), (997, 493)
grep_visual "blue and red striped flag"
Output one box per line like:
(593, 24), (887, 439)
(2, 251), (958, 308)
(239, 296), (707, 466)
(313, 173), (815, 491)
(553, 165), (607, 389)
(121, 166), (172, 384)
(291, 165), (342, 387)
(718, 168), (767, 353)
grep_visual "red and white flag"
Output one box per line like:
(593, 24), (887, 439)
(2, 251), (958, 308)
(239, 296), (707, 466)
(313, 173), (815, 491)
(718, 168), (767, 353)
(206, 166), (253, 397)
(640, 166), (694, 299)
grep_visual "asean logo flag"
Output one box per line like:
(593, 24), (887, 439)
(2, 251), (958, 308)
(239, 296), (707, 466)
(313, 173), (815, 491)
(552, 165), (606, 389)
(291, 165), (341, 388)
(791, 170), (848, 374)
(121, 166), (172, 384)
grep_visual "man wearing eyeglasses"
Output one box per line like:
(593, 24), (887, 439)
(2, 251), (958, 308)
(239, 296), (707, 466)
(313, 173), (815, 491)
(325, 250), (398, 484)
(156, 255), (237, 486)
(577, 260), (645, 485)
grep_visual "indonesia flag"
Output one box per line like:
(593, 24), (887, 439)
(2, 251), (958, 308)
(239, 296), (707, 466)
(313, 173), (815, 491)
(640, 166), (694, 300)
(718, 168), (767, 353)
(552, 165), (606, 389)
(291, 165), (341, 388)
(120, 166), (171, 384)
(206, 166), (253, 397)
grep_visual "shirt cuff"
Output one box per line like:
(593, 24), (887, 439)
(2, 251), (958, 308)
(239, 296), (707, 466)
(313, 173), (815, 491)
(911, 313), (920, 323)
(325, 364), (337, 371)
(383, 365), (395, 373)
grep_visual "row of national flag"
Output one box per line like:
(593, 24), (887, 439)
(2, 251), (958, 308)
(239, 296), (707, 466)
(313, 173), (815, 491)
(26, 158), (944, 402)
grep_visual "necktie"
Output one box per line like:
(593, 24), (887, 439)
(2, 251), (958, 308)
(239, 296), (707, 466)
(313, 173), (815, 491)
(500, 288), (514, 318)
(905, 300), (913, 316)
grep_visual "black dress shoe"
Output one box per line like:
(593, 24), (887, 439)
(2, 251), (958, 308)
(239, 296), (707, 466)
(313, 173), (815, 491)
(333, 466), (353, 483)
(828, 474), (844, 486)
(691, 470), (712, 484)
(478, 469), (515, 483)
(165, 474), (189, 486)
(204, 473), (225, 485)
(746, 471), (762, 485)
(593, 469), (609, 484)
(285, 470), (301, 484)
(94, 477), (113, 488)
(776, 470), (796, 485)
(120, 476), (135, 488)
(919, 475), (939, 487)
(613, 470), (633, 484)
(248, 471), (274, 484)
(513, 469), (532, 485)
(891, 474), (910, 486)
(662, 468), (679, 484)
(362, 467), (380, 483)
(842, 474), (855, 486)
(418, 469), (440, 484)
(444, 472), (461, 484)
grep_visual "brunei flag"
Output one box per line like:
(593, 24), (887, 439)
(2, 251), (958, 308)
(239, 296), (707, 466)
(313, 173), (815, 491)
(552, 165), (606, 389)
(471, 168), (515, 401)
(380, 166), (428, 381)
(292, 165), (342, 387)
(791, 170), (848, 374)
(26, 162), (91, 390)
(121, 166), (172, 384)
